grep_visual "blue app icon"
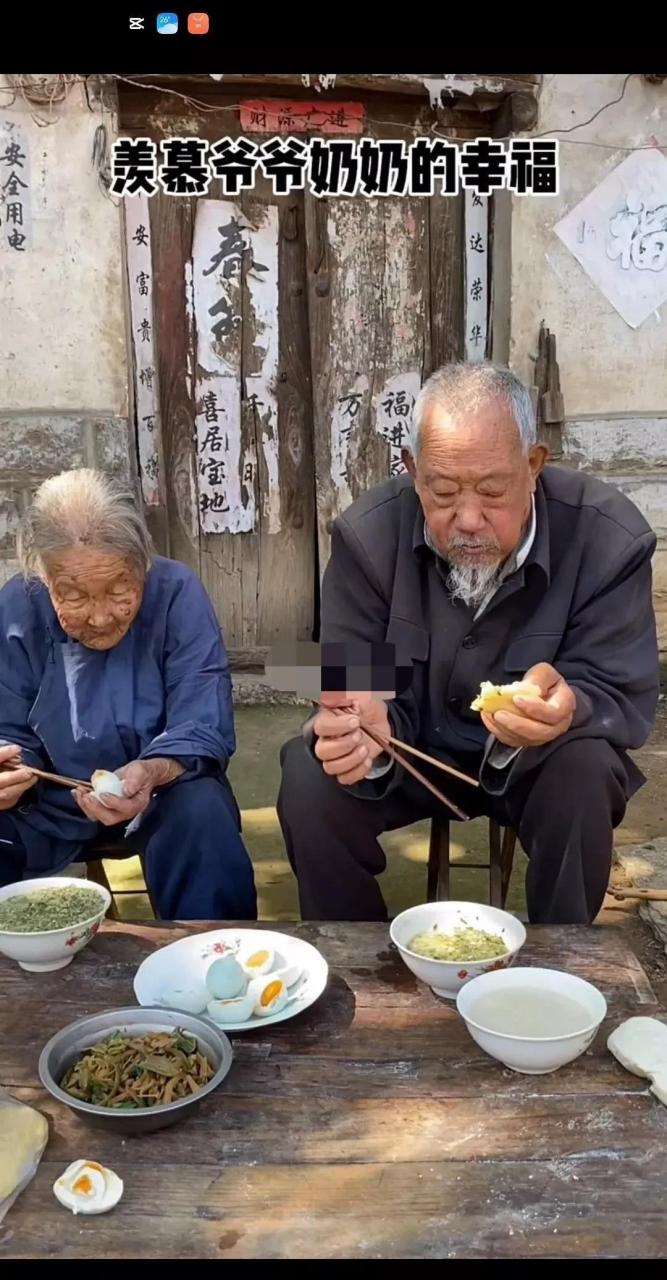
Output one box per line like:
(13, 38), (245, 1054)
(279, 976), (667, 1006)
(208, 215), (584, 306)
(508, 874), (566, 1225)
(157, 12), (179, 33)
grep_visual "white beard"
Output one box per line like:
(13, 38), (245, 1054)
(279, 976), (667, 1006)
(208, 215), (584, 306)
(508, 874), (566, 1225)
(445, 559), (504, 611)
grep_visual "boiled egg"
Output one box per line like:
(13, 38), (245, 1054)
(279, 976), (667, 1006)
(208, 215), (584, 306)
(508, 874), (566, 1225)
(250, 975), (288, 1017)
(273, 961), (302, 989)
(53, 1159), (123, 1216)
(206, 991), (255, 1024)
(91, 770), (125, 799)
(206, 954), (246, 1000)
(241, 947), (275, 978)
(154, 982), (208, 1016)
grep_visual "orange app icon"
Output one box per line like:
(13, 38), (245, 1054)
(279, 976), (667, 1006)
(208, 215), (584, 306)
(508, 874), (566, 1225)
(188, 12), (209, 32)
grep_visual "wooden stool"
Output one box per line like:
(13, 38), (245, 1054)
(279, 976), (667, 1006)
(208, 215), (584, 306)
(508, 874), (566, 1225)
(427, 816), (518, 909)
(86, 840), (158, 921)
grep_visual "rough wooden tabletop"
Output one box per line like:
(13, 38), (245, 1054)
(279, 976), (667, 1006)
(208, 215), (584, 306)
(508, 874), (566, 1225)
(1, 918), (667, 1259)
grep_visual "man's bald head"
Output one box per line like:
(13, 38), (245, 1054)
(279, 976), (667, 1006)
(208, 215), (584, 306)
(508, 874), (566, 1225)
(409, 362), (536, 460)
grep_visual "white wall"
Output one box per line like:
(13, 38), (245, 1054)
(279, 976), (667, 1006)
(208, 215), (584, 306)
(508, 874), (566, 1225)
(0, 77), (127, 413)
(510, 73), (667, 648)
(0, 76), (131, 576)
(511, 73), (667, 416)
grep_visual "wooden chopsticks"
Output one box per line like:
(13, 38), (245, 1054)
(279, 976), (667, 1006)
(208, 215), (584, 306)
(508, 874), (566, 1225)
(382, 735), (479, 788)
(361, 721), (470, 820)
(0, 761), (93, 792)
(318, 702), (476, 821)
(609, 886), (667, 902)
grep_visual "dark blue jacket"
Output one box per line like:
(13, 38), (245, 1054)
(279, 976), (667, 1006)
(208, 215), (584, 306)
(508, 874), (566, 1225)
(0, 556), (235, 869)
(320, 466), (660, 798)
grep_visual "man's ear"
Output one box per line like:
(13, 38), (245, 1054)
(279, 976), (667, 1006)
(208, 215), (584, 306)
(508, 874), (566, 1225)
(402, 447), (416, 479)
(528, 443), (549, 483)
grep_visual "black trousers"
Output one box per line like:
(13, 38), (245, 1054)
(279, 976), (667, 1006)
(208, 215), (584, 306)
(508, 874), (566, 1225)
(277, 735), (631, 925)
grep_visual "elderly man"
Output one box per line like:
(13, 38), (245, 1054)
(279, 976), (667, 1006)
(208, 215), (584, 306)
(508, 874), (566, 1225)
(0, 468), (257, 920)
(278, 362), (659, 924)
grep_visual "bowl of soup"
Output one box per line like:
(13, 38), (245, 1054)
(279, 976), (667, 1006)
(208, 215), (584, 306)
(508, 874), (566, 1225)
(456, 966), (607, 1074)
(390, 901), (526, 999)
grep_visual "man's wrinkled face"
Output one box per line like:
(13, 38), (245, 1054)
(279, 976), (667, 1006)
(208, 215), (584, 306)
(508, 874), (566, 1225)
(44, 548), (144, 650)
(404, 397), (547, 607)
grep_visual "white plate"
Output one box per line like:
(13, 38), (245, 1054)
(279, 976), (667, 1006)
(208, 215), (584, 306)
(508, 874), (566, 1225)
(133, 928), (329, 1032)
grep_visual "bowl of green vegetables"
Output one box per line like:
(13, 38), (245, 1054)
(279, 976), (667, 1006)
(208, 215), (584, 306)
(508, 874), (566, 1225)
(39, 1007), (233, 1134)
(0, 876), (111, 973)
(390, 900), (526, 1000)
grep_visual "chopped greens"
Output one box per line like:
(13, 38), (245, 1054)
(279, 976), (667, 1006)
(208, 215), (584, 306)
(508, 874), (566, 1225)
(60, 1030), (215, 1109)
(0, 886), (105, 933)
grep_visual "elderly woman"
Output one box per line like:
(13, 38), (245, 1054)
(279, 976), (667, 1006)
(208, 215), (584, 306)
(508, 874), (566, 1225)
(0, 468), (257, 920)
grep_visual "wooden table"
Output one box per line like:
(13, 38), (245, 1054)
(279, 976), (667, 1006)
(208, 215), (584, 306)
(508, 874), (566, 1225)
(1, 919), (667, 1259)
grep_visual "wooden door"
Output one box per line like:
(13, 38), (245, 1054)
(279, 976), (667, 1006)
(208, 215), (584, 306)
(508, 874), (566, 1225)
(120, 97), (316, 659)
(119, 85), (473, 652)
(154, 182), (315, 654)
(305, 189), (464, 571)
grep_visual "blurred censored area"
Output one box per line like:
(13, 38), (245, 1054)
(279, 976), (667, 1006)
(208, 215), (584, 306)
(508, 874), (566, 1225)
(265, 641), (414, 700)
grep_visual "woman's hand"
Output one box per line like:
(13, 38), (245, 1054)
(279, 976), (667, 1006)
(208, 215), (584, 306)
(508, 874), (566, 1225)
(0, 744), (35, 812)
(71, 758), (185, 827)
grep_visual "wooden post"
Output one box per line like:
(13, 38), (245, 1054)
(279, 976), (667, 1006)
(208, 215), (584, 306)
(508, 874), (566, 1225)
(533, 322), (564, 457)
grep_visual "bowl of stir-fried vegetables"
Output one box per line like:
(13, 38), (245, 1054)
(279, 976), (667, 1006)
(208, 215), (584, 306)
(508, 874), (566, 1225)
(38, 1008), (233, 1134)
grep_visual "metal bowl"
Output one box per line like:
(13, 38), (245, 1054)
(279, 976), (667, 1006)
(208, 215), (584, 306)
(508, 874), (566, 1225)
(38, 1007), (233, 1136)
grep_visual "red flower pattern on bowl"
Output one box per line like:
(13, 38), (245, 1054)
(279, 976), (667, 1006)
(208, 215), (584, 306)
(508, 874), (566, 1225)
(65, 920), (101, 949)
(201, 937), (240, 960)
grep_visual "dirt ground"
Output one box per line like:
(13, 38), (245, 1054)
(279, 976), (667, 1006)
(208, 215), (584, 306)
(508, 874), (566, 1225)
(105, 697), (667, 989)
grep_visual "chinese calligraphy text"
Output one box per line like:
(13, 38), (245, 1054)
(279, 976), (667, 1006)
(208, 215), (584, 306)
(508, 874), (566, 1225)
(112, 136), (559, 200)
(0, 120), (31, 252)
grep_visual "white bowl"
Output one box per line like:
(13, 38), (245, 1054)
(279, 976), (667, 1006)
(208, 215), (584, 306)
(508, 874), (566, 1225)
(456, 966), (607, 1074)
(0, 876), (111, 973)
(390, 900), (526, 1000)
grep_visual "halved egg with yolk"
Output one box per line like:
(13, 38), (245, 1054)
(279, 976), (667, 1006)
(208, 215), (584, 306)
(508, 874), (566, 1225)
(206, 991), (255, 1024)
(241, 947), (275, 978)
(53, 1159), (123, 1216)
(251, 976), (288, 1017)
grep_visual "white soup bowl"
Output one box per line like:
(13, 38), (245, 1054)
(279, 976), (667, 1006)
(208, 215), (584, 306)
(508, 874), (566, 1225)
(456, 965), (607, 1074)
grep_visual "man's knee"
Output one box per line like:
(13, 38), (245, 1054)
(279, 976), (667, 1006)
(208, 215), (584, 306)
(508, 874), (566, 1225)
(279, 734), (308, 778)
(542, 737), (624, 780)
(529, 737), (628, 818)
(278, 735), (333, 815)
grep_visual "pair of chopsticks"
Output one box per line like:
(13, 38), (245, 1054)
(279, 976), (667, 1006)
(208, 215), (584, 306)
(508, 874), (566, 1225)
(317, 702), (478, 821)
(609, 886), (667, 903)
(0, 760), (93, 792)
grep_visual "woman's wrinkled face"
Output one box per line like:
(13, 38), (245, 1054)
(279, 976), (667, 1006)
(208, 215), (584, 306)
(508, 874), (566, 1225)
(44, 548), (144, 650)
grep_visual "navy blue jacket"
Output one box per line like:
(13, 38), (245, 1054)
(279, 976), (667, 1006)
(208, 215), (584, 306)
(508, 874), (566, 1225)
(0, 557), (235, 869)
